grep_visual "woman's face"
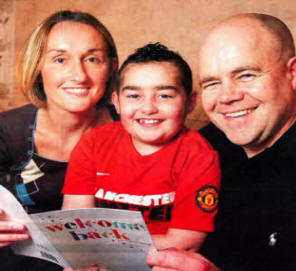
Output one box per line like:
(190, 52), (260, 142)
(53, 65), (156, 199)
(40, 21), (111, 113)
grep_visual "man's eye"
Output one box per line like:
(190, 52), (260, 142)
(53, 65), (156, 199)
(202, 82), (219, 90)
(239, 73), (255, 80)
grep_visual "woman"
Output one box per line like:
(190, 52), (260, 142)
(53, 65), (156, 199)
(0, 10), (118, 270)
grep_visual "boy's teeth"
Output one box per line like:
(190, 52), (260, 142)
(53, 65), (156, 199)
(140, 119), (159, 124)
(225, 109), (252, 117)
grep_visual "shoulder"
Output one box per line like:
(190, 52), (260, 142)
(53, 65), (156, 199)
(0, 104), (36, 117)
(199, 123), (247, 175)
(0, 104), (37, 165)
(199, 123), (228, 149)
(180, 127), (216, 152)
(0, 104), (37, 135)
(199, 123), (243, 156)
(89, 121), (123, 136)
(0, 104), (37, 124)
(171, 127), (219, 169)
(73, 122), (126, 158)
(79, 121), (125, 145)
(171, 128), (220, 180)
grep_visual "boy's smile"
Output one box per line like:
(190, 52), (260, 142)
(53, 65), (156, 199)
(113, 62), (188, 155)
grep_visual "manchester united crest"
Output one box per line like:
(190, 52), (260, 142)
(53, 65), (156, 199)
(195, 186), (218, 213)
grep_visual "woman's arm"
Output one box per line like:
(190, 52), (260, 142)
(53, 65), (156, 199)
(152, 228), (207, 251)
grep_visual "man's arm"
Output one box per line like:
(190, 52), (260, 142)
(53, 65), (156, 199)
(146, 247), (220, 271)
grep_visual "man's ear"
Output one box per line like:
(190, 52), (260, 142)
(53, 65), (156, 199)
(186, 91), (198, 114)
(111, 91), (120, 114)
(287, 56), (296, 89)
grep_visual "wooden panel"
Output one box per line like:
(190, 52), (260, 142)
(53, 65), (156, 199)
(7, 0), (296, 129)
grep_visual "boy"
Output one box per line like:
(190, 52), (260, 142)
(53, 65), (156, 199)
(62, 43), (220, 251)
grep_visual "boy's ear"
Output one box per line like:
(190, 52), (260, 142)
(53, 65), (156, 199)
(111, 91), (120, 114)
(186, 91), (198, 114)
(287, 56), (296, 90)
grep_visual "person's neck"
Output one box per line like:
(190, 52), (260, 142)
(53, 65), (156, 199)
(39, 106), (98, 135)
(34, 106), (100, 161)
(243, 117), (296, 158)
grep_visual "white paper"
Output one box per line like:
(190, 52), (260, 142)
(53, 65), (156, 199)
(0, 185), (153, 270)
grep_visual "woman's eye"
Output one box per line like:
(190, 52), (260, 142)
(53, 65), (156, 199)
(54, 57), (66, 64)
(86, 57), (101, 63)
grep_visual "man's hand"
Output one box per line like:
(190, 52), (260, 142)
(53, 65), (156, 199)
(146, 248), (220, 271)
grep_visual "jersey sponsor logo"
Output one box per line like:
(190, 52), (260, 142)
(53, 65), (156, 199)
(96, 172), (111, 176)
(95, 188), (175, 207)
(195, 186), (218, 213)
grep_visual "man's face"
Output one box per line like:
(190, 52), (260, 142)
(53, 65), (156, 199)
(113, 62), (188, 155)
(199, 23), (295, 156)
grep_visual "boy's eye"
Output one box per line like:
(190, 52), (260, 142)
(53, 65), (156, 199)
(159, 94), (173, 99)
(127, 94), (140, 99)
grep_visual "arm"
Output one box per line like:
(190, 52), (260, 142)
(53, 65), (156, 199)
(159, 135), (220, 252)
(62, 130), (98, 210)
(146, 247), (220, 271)
(0, 209), (29, 247)
(0, 111), (31, 247)
(152, 228), (207, 251)
(62, 195), (95, 210)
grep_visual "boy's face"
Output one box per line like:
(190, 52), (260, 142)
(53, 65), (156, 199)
(113, 62), (189, 154)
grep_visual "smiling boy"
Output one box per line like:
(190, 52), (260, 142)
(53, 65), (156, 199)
(62, 43), (220, 251)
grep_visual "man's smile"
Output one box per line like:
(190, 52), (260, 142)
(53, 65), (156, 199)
(222, 108), (257, 118)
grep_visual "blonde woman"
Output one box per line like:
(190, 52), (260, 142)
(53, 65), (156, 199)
(0, 10), (118, 270)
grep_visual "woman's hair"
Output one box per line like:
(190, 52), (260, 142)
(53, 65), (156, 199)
(16, 10), (118, 107)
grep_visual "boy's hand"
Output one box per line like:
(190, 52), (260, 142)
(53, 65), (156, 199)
(0, 209), (29, 247)
(146, 247), (221, 271)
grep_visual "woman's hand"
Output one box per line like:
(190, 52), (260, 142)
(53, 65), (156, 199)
(0, 209), (29, 247)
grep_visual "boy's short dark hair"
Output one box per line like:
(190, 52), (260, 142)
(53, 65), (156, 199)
(116, 43), (192, 96)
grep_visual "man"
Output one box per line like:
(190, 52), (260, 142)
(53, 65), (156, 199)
(147, 13), (296, 271)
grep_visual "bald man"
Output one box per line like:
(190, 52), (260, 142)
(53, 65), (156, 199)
(147, 13), (296, 271)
